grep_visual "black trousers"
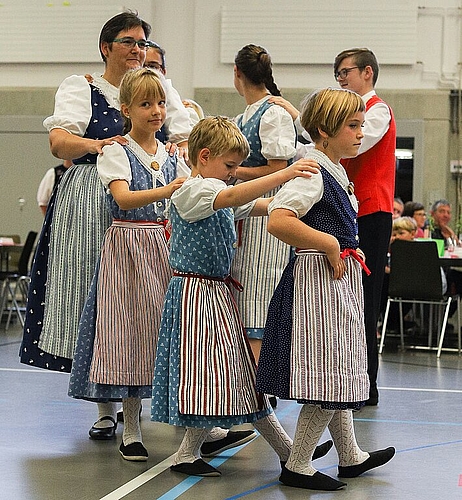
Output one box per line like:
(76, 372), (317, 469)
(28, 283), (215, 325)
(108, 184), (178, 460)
(358, 211), (392, 399)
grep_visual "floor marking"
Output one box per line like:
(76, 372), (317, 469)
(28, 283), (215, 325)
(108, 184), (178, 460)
(380, 386), (462, 394)
(0, 367), (68, 374)
(99, 455), (176, 500)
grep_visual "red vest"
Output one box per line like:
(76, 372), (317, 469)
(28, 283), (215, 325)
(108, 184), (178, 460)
(342, 95), (396, 218)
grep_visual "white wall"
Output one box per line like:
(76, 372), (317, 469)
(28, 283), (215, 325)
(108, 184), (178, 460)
(1, 0), (461, 97)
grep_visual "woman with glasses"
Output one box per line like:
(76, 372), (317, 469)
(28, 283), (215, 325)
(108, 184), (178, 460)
(402, 201), (428, 238)
(20, 11), (160, 441)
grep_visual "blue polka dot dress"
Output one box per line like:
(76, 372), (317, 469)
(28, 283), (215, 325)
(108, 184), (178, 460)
(152, 177), (271, 428)
(256, 149), (369, 410)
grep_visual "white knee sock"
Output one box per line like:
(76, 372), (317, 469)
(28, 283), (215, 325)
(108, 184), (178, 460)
(286, 404), (334, 475)
(122, 398), (142, 446)
(93, 401), (117, 429)
(327, 410), (369, 466)
(173, 427), (211, 465)
(253, 411), (293, 462)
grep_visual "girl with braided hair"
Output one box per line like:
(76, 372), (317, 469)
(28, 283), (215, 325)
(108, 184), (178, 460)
(231, 44), (301, 368)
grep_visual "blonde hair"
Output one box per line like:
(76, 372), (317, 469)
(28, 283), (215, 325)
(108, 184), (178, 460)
(119, 67), (166, 134)
(392, 216), (418, 233)
(188, 116), (250, 166)
(300, 88), (365, 141)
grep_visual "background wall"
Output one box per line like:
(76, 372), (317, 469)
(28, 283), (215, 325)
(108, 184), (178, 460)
(0, 0), (461, 240)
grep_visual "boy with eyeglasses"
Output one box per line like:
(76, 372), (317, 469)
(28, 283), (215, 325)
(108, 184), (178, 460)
(334, 48), (396, 407)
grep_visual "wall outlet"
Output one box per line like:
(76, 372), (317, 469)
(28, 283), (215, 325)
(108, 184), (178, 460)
(450, 160), (462, 173)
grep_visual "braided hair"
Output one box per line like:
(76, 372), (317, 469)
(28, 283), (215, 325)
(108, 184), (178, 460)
(235, 44), (281, 96)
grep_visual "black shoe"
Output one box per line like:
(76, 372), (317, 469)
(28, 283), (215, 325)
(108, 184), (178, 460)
(89, 416), (117, 440)
(116, 407), (142, 423)
(365, 396), (379, 406)
(200, 430), (256, 457)
(337, 447), (395, 478)
(171, 459), (221, 477)
(280, 439), (334, 470)
(119, 441), (148, 462)
(312, 439), (333, 460)
(280, 465), (346, 491)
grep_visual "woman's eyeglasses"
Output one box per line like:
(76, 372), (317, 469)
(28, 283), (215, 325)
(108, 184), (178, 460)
(113, 37), (150, 50)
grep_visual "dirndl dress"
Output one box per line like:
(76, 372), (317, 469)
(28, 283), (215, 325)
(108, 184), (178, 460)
(69, 139), (179, 401)
(256, 150), (369, 409)
(152, 177), (272, 428)
(231, 98), (295, 339)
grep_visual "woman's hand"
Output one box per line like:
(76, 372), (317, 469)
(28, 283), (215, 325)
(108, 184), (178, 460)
(93, 135), (128, 155)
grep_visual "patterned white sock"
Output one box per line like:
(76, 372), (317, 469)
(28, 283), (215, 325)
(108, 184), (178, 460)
(254, 411), (293, 462)
(327, 410), (369, 466)
(204, 427), (228, 442)
(122, 398), (142, 446)
(286, 404), (334, 475)
(173, 427), (211, 465)
(93, 401), (117, 429)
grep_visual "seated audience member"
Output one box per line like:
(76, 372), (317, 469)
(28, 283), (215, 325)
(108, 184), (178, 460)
(430, 199), (459, 245)
(402, 201), (428, 238)
(393, 197), (404, 220)
(431, 199), (461, 314)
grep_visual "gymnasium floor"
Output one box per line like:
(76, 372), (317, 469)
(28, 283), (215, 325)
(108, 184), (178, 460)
(2, 321), (462, 500)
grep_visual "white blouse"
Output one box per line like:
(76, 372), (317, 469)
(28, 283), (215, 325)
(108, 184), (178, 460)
(97, 135), (190, 190)
(172, 176), (255, 223)
(43, 72), (192, 144)
(236, 96), (296, 161)
(269, 149), (358, 218)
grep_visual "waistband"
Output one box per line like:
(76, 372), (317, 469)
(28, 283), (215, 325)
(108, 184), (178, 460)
(112, 219), (165, 229)
(295, 248), (371, 275)
(173, 271), (243, 291)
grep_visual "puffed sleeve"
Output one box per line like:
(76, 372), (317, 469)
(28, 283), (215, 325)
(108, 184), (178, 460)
(172, 177), (227, 222)
(259, 106), (296, 160)
(268, 174), (324, 218)
(96, 142), (131, 189)
(43, 75), (92, 137)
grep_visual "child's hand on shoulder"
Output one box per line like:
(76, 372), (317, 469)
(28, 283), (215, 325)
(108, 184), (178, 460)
(285, 158), (319, 181)
(166, 177), (187, 198)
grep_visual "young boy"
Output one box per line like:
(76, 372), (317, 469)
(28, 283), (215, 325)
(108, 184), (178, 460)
(150, 116), (332, 477)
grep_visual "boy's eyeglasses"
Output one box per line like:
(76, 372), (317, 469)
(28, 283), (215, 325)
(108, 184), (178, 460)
(112, 37), (150, 50)
(334, 66), (362, 80)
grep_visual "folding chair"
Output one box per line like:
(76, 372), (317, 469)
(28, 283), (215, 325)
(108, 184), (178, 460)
(0, 231), (38, 329)
(378, 239), (461, 357)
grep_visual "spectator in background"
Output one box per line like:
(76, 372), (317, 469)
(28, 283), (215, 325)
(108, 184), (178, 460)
(37, 160), (72, 216)
(402, 201), (428, 238)
(393, 197), (404, 220)
(431, 199), (459, 245)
